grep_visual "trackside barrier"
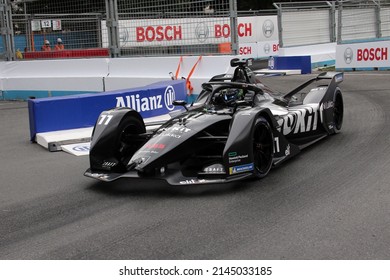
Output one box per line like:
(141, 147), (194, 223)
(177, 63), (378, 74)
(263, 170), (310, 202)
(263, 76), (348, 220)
(0, 56), (236, 101)
(269, 56), (312, 74)
(0, 58), (109, 100)
(28, 79), (186, 142)
(278, 43), (337, 68)
(104, 56), (235, 93)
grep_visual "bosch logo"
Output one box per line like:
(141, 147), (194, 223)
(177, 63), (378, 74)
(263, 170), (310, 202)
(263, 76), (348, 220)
(195, 22), (209, 42)
(136, 25), (182, 42)
(164, 86), (176, 111)
(357, 47), (388, 61)
(262, 20), (274, 38)
(264, 43), (270, 54)
(119, 28), (129, 44)
(237, 23), (252, 37)
(344, 48), (353, 64)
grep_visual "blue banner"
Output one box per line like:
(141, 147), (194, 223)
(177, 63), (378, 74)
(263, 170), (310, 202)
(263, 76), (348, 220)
(28, 79), (186, 141)
(271, 56), (312, 74)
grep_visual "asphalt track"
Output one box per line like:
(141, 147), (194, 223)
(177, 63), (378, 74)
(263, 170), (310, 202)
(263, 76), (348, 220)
(0, 72), (389, 260)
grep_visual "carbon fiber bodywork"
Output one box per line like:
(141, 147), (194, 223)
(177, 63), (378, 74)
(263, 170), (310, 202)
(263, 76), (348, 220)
(85, 59), (344, 185)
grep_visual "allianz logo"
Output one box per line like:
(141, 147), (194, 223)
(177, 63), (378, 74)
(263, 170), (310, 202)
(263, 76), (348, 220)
(115, 86), (176, 112)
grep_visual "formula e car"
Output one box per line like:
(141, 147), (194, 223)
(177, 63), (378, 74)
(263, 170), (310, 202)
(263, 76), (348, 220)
(85, 58), (344, 185)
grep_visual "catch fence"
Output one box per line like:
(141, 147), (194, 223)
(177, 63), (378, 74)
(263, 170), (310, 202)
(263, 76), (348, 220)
(274, 0), (390, 48)
(1, 0), (240, 60)
(2, 0), (390, 61)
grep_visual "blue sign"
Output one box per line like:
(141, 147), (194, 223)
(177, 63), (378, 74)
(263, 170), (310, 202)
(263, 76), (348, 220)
(28, 79), (186, 141)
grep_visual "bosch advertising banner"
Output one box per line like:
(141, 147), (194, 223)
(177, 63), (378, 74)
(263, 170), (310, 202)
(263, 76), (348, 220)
(238, 41), (279, 58)
(28, 80), (186, 141)
(336, 41), (390, 69)
(101, 16), (278, 52)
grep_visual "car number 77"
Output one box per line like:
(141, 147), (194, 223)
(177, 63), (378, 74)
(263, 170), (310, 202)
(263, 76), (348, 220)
(98, 114), (113, 126)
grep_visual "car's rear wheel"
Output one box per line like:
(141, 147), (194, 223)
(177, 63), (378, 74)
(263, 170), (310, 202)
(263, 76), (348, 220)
(332, 90), (344, 134)
(253, 117), (274, 178)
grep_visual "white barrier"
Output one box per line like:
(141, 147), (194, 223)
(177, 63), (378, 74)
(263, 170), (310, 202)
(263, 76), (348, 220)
(1, 58), (109, 99)
(0, 56), (237, 100)
(279, 43), (337, 67)
(105, 56), (233, 92)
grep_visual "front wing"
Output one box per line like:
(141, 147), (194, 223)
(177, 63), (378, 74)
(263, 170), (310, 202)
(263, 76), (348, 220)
(84, 167), (253, 186)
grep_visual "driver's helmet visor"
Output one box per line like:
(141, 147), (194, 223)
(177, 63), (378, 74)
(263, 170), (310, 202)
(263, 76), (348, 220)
(222, 88), (242, 101)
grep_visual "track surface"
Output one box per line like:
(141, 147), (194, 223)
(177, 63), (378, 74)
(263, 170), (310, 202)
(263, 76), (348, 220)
(0, 72), (389, 260)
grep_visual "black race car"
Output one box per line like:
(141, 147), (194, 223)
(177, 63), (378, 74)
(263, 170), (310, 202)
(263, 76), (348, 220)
(85, 58), (344, 185)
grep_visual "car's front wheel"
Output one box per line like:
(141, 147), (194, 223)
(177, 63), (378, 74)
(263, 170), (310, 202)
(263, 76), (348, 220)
(115, 115), (146, 171)
(252, 116), (274, 178)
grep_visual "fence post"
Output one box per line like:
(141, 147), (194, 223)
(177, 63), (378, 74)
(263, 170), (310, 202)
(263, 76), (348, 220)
(105, 0), (120, 57)
(374, 1), (382, 38)
(337, 0), (342, 44)
(273, 3), (283, 48)
(328, 1), (336, 42)
(0, 0), (15, 61)
(229, 0), (238, 55)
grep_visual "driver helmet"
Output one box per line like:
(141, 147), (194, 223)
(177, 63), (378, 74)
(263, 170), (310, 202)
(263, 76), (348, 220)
(223, 88), (241, 102)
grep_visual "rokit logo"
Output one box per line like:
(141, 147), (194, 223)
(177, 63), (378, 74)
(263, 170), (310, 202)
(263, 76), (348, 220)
(115, 86), (176, 112)
(277, 104), (320, 135)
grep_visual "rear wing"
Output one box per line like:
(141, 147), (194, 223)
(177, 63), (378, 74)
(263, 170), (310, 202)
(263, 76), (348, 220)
(284, 72), (343, 102)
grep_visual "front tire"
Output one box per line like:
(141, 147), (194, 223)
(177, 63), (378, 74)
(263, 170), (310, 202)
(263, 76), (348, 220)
(115, 115), (146, 171)
(252, 117), (274, 178)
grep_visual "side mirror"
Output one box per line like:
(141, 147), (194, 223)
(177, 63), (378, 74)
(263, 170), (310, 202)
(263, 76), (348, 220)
(172, 100), (188, 111)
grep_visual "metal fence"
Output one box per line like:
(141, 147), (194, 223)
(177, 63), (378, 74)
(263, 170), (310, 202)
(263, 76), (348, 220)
(1, 0), (240, 60)
(274, 0), (390, 48)
(3, 0), (390, 61)
(109, 0), (238, 57)
(337, 0), (390, 43)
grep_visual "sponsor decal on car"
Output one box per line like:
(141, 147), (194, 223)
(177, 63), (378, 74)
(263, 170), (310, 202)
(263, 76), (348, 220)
(285, 144), (291, 156)
(159, 125), (191, 139)
(179, 179), (207, 185)
(277, 104), (319, 135)
(228, 153), (249, 164)
(323, 101), (334, 110)
(144, 143), (166, 149)
(202, 163), (225, 174)
(229, 163), (254, 175)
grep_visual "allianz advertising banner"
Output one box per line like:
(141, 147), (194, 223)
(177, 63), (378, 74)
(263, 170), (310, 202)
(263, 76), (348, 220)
(28, 80), (186, 141)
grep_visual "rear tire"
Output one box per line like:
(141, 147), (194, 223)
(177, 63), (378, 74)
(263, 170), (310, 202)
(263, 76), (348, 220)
(332, 90), (344, 134)
(252, 117), (274, 178)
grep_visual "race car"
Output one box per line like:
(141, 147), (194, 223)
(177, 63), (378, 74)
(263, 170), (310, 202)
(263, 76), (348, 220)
(85, 58), (344, 185)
